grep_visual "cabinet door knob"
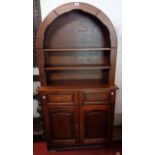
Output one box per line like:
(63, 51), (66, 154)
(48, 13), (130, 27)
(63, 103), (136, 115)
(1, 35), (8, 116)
(110, 92), (114, 96)
(42, 96), (46, 99)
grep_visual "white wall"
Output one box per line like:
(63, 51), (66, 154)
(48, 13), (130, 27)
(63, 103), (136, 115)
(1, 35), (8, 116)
(34, 0), (122, 125)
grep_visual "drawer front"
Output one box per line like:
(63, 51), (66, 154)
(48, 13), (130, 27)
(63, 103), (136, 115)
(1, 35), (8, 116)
(47, 91), (78, 105)
(79, 90), (113, 105)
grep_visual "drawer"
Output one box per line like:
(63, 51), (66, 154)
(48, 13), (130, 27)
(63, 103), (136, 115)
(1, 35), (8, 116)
(79, 89), (114, 105)
(47, 91), (78, 105)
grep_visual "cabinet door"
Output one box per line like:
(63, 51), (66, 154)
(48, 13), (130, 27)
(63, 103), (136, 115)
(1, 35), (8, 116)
(80, 105), (112, 145)
(47, 106), (79, 148)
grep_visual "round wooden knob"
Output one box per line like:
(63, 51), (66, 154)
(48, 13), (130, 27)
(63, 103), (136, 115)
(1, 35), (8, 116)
(42, 96), (46, 99)
(110, 92), (114, 96)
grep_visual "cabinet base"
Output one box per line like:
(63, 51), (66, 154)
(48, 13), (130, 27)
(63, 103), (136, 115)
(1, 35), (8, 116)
(47, 143), (112, 151)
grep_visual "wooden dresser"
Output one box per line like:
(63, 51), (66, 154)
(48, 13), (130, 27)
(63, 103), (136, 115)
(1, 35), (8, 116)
(36, 2), (118, 150)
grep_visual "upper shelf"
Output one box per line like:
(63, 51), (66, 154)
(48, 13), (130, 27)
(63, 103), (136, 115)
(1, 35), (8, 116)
(45, 65), (110, 70)
(40, 48), (111, 52)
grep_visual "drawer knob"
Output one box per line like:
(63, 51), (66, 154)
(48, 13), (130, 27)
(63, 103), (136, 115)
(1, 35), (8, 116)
(110, 92), (114, 96)
(42, 96), (46, 99)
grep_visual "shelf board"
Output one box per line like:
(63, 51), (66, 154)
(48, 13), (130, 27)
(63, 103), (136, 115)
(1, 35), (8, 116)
(41, 48), (111, 52)
(45, 65), (110, 71)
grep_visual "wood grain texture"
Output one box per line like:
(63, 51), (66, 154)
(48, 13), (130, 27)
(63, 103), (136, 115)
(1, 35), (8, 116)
(79, 89), (111, 105)
(46, 106), (79, 147)
(47, 91), (78, 106)
(36, 2), (118, 150)
(46, 70), (109, 83)
(45, 51), (110, 68)
(36, 2), (117, 49)
(80, 105), (111, 144)
(36, 2), (117, 87)
(39, 82), (118, 92)
(44, 10), (110, 49)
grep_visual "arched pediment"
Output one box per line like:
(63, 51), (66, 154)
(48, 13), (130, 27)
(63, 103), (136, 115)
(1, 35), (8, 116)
(36, 2), (117, 48)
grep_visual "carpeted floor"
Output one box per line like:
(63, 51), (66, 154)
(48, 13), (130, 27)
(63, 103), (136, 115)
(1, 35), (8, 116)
(33, 142), (121, 155)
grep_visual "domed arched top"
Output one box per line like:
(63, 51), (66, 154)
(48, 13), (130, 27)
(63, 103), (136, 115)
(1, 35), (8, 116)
(36, 2), (117, 49)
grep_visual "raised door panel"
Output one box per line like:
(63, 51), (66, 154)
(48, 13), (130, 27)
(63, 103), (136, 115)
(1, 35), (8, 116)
(80, 105), (111, 144)
(47, 106), (79, 148)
